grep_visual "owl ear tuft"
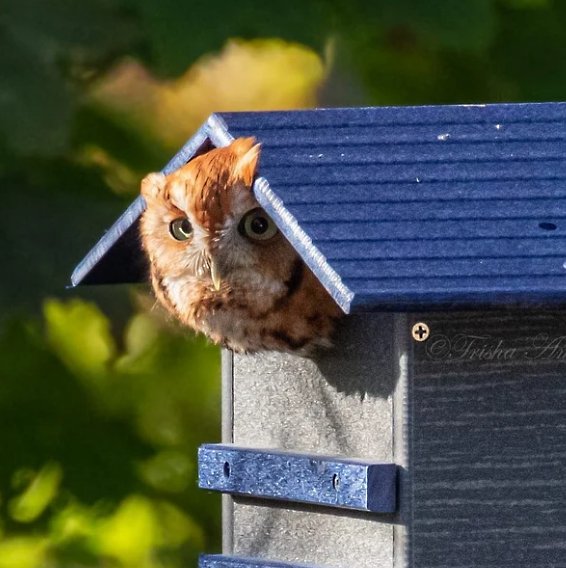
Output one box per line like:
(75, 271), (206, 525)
(141, 172), (167, 201)
(232, 139), (261, 186)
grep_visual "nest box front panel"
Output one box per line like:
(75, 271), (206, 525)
(226, 314), (403, 568)
(411, 310), (566, 567)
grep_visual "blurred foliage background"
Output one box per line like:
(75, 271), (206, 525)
(1, 0), (565, 566)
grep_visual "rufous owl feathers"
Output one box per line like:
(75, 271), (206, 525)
(140, 137), (342, 355)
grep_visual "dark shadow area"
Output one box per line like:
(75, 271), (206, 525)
(312, 313), (400, 399)
(72, 137), (217, 287)
(233, 493), (401, 524)
(232, 465), (407, 527)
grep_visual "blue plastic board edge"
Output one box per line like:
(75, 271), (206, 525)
(200, 555), (321, 568)
(198, 444), (397, 513)
(253, 177), (353, 313)
(70, 114), (233, 286)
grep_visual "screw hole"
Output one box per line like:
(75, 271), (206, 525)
(539, 222), (557, 231)
(332, 473), (340, 490)
(223, 462), (231, 478)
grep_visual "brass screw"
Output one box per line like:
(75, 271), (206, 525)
(411, 322), (430, 342)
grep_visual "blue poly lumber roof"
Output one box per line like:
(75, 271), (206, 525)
(71, 102), (566, 313)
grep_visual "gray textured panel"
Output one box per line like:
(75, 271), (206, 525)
(228, 314), (407, 568)
(200, 555), (319, 568)
(411, 310), (566, 567)
(198, 444), (397, 512)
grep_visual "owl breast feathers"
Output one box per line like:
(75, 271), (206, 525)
(140, 137), (342, 355)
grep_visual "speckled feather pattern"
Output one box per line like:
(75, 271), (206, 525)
(139, 138), (342, 355)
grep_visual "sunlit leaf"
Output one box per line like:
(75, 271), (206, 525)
(9, 462), (62, 523)
(116, 312), (162, 372)
(75, 145), (141, 196)
(89, 39), (326, 158)
(96, 495), (157, 567)
(0, 537), (47, 568)
(44, 298), (116, 379)
(49, 501), (99, 545)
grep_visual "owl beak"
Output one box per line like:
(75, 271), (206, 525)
(210, 259), (222, 291)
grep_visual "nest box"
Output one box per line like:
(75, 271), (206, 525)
(73, 102), (566, 568)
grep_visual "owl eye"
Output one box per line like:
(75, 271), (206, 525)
(169, 217), (193, 241)
(239, 208), (278, 241)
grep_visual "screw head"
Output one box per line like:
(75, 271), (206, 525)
(411, 322), (430, 342)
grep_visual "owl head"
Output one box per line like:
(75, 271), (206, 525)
(140, 137), (341, 354)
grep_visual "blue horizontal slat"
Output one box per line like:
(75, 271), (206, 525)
(275, 180), (566, 204)
(258, 142), (566, 166)
(349, 281), (566, 309)
(263, 160), (566, 186)
(348, 275), (566, 289)
(303, 219), (566, 241)
(220, 102), (566, 129)
(253, 124), (566, 147)
(320, 237), (566, 261)
(287, 199), (566, 223)
(200, 555), (319, 568)
(332, 257), (566, 279)
(198, 444), (397, 513)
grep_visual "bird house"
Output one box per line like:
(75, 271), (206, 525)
(73, 102), (566, 568)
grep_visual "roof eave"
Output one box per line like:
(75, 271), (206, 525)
(70, 113), (233, 286)
(253, 176), (354, 313)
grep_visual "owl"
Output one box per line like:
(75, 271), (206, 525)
(139, 137), (342, 355)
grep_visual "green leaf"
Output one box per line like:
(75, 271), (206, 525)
(153, 500), (204, 550)
(96, 495), (157, 565)
(44, 298), (117, 379)
(0, 537), (47, 568)
(0, 318), (152, 503)
(9, 462), (63, 523)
